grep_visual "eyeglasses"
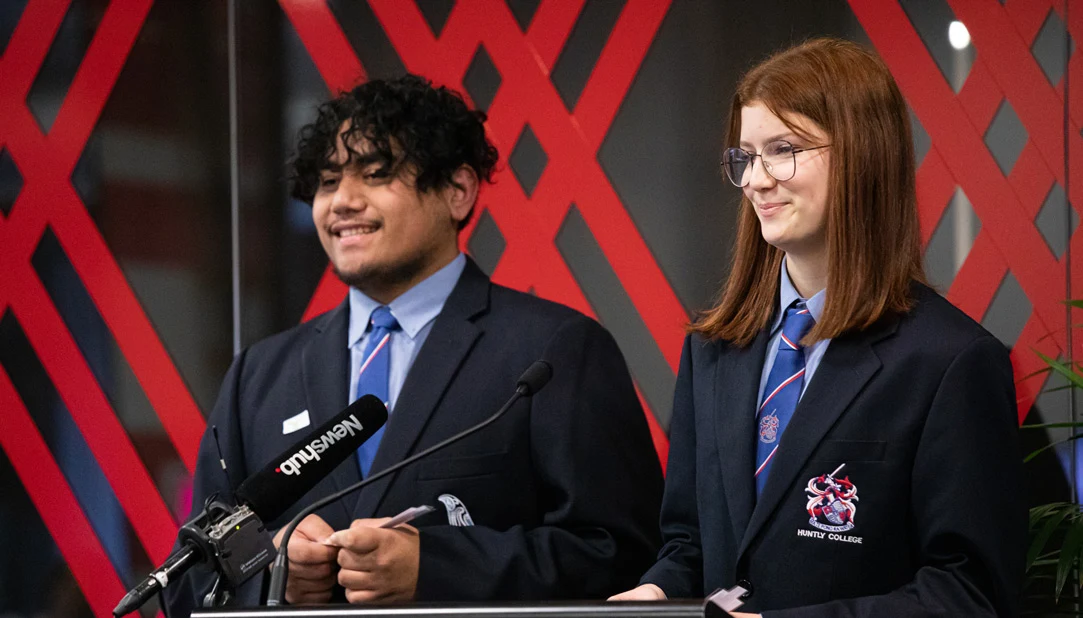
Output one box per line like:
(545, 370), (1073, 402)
(721, 140), (830, 187)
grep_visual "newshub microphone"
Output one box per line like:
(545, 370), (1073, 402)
(266, 360), (553, 605)
(233, 394), (388, 522)
(113, 396), (388, 617)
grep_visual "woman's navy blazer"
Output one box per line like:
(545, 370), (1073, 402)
(642, 283), (1025, 617)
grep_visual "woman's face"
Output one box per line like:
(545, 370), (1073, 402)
(739, 102), (831, 260)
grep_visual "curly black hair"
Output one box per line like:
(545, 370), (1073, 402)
(289, 74), (499, 228)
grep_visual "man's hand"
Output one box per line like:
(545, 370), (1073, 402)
(326, 518), (420, 604)
(608, 583), (667, 601)
(272, 514), (339, 605)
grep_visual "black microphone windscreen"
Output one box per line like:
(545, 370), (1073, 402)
(234, 395), (387, 522)
(517, 360), (552, 396)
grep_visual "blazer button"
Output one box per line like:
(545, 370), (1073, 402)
(736, 579), (753, 600)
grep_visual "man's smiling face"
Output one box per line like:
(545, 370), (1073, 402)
(311, 122), (463, 303)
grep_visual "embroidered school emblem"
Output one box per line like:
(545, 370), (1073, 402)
(759, 411), (780, 443)
(805, 463), (858, 532)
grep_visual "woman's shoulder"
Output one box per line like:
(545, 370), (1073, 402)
(682, 329), (761, 366)
(896, 281), (1006, 357)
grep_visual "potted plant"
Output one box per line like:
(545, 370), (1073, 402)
(1022, 343), (1083, 614)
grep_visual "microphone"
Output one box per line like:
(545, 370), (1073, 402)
(234, 395), (389, 522)
(515, 358), (552, 396)
(113, 396), (388, 616)
(266, 360), (553, 605)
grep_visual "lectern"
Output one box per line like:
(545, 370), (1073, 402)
(193, 601), (711, 618)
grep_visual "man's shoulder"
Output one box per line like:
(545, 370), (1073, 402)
(485, 281), (592, 329)
(245, 306), (340, 357)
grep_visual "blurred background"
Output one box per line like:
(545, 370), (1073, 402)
(0, 0), (1078, 615)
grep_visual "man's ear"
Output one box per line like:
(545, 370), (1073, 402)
(445, 165), (479, 225)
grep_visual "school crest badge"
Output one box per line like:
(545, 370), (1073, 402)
(759, 411), (780, 443)
(805, 463), (858, 532)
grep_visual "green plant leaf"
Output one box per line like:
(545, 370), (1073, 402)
(1030, 502), (1072, 525)
(1019, 365), (1055, 381)
(1077, 525), (1083, 591)
(1055, 517), (1083, 601)
(1063, 300), (1083, 308)
(1033, 502), (1072, 515)
(1022, 435), (1083, 463)
(1039, 384), (1077, 395)
(1037, 351), (1083, 391)
(1031, 503), (1072, 524)
(1029, 505), (1075, 571)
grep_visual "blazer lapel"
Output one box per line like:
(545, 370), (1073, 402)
(715, 329), (771, 548)
(352, 260), (489, 517)
(300, 300), (360, 525)
(737, 319), (897, 558)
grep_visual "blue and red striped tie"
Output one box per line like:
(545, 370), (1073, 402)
(354, 305), (400, 478)
(754, 300), (815, 496)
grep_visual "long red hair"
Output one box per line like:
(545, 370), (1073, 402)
(692, 38), (925, 346)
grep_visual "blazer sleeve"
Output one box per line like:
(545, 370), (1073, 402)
(765, 335), (1025, 618)
(640, 334), (705, 598)
(162, 349), (264, 618)
(414, 314), (664, 600)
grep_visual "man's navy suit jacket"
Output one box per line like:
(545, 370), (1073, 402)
(642, 283), (1025, 617)
(164, 260), (663, 615)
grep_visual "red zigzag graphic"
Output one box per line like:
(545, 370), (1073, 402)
(850, 0), (1081, 421)
(0, 0), (203, 614)
(280, 0), (678, 465)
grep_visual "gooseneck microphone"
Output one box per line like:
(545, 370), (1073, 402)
(113, 396), (388, 617)
(266, 359), (553, 606)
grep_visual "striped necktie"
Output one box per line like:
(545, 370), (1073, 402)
(354, 305), (400, 477)
(754, 300), (815, 496)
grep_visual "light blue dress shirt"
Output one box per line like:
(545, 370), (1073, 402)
(347, 253), (467, 410)
(756, 258), (831, 405)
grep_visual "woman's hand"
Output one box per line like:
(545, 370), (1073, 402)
(607, 583), (667, 601)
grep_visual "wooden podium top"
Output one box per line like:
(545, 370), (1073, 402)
(192, 601), (707, 618)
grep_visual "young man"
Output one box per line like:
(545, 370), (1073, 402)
(164, 75), (662, 615)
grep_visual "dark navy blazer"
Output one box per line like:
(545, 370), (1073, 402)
(642, 283), (1024, 617)
(165, 259), (663, 616)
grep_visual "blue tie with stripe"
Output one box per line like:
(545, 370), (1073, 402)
(354, 306), (400, 477)
(755, 300), (816, 496)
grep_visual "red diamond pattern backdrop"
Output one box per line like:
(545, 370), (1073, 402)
(0, 0), (205, 615)
(0, 0), (1076, 613)
(849, 0), (1078, 419)
(281, 0), (679, 464)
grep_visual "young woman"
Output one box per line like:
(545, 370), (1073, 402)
(611, 38), (1024, 616)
